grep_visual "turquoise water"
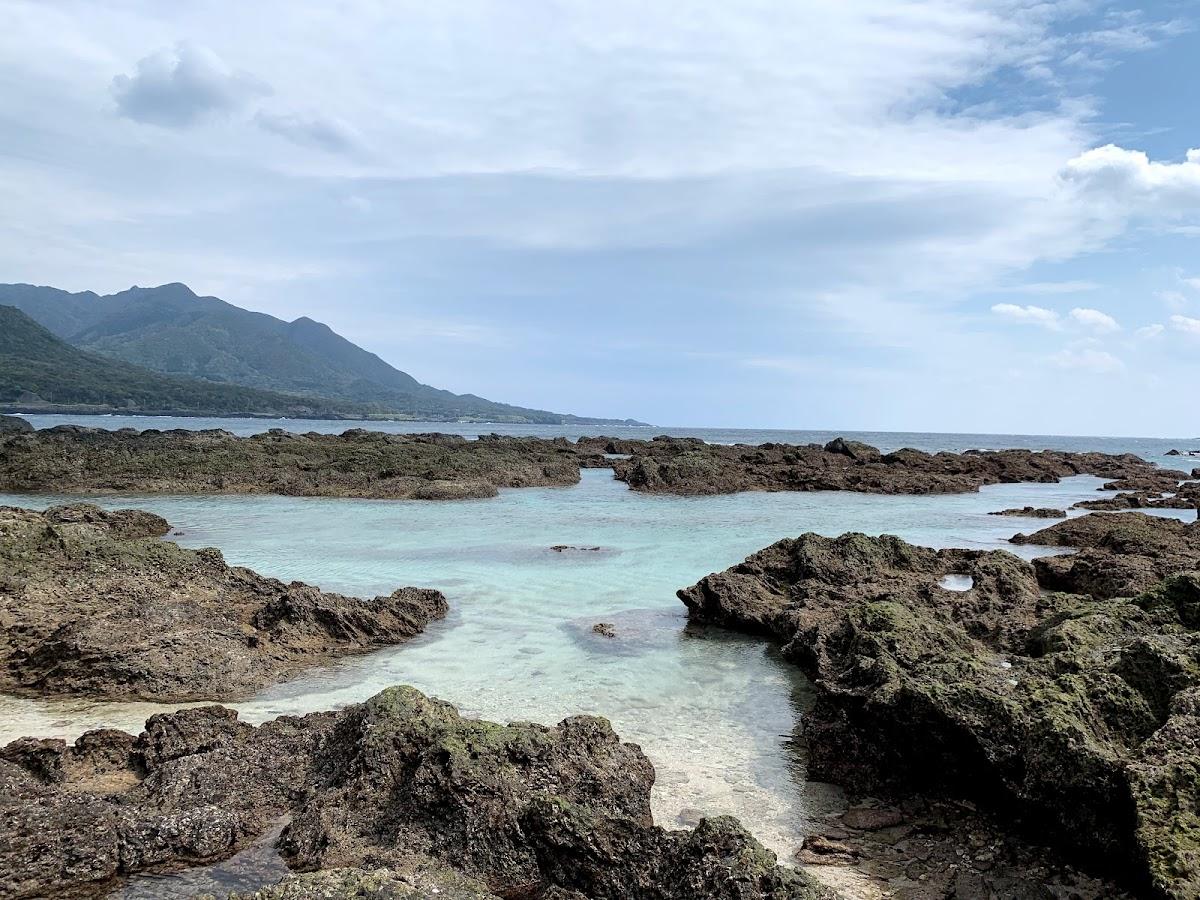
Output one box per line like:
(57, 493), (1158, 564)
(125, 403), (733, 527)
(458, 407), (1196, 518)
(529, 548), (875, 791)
(4, 462), (1184, 859)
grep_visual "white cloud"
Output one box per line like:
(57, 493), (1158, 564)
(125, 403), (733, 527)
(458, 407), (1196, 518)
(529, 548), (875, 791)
(1001, 280), (1099, 295)
(0, 2), (1196, 434)
(1069, 307), (1119, 332)
(1050, 347), (1125, 373)
(991, 303), (1060, 328)
(111, 42), (268, 127)
(1183, 277), (1200, 293)
(1170, 315), (1200, 336)
(1159, 290), (1188, 310)
(1135, 323), (1165, 339)
(1060, 144), (1200, 215)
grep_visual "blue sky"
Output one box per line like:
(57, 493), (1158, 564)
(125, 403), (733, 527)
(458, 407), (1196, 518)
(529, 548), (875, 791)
(1, 1), (1198, 435)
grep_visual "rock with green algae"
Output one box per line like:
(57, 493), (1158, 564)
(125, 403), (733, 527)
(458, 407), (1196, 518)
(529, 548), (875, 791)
(679, 530), (1200, 898)
(0, 426), (588, 499)
(0, 686), (830, 900)
(606, 436), (1183, 497)
(0, 503), (446, 701)
(214, 866), (499, 899)
(1011, 510), (1200, 599)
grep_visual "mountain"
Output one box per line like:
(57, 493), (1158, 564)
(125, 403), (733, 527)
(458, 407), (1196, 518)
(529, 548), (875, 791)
(0, 283), (643, 425)
(0, 306), (366, 418)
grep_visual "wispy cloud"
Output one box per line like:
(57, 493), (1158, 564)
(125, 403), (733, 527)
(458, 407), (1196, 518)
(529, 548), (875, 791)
(991, 303), (1060, 328)
(1050, 346), (1124, 373)
(1135, 323), (1165, 339)
(1000, 280), (1100, 295)
(1170, 314), (1200, 336)
(1069, 307), (1119, 332)
(255, 110), (364, 154)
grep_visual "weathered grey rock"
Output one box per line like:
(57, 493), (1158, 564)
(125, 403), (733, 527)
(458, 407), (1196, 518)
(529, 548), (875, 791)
(608, 437), (1182, 497)
(0, 428), (587, 499)
(0, 504), (446, 701)
(988, 506), (1066, 518)
(0, 426), (1183, 501)
(0, 414), (32, 433)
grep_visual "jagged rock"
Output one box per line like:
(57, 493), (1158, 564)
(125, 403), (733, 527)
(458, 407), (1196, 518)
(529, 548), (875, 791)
(0, 428), (585, 499)
(591, 623), (616, 638)
(1012, 512), (1200, 599)
(0, 426), (1184, 501)
(822, 437), (881, 462)
(1074, 484), (1200, 513)
(220, 867), (499, 899)
(679, 532), (1043, 665)
(0, 687), (830, 900)
(988, 506), (1067, 518)
(0, 504), (446, 701)
(610, 437), (1182, 497)
(679, 530), (1200, 897)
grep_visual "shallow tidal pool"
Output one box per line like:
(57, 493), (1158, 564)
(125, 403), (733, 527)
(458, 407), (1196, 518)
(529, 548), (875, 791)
(0, 470), (1148, 861)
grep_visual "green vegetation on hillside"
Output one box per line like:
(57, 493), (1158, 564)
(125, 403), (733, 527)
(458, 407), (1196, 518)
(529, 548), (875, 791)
(0, 282), (644, 424)
(0, 306), (363, 417)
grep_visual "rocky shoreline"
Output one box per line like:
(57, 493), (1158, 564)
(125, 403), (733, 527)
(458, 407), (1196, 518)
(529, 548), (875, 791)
(0, 686), (831, 900)
(0, 503), (446, 701)
(2, 423), (1199, 899)
(678, 514), (1200, 898)
(1, 425), (1188, 502)
(0, 427), (591, 500)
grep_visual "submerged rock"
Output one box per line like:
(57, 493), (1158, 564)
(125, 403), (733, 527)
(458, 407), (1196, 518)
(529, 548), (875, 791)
(679, 528), (1200, 897)
(988, 506), (1066, 518)
(0, 504), (446, 701)
(0, 687), (831, 900)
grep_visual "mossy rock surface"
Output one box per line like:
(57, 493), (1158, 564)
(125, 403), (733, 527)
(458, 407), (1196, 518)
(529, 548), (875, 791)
(0, 503), (446, 701)
(680, 526), (1200, 898)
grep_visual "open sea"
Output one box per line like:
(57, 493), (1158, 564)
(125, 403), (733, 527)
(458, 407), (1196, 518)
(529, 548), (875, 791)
(1, 415), (1197, 895)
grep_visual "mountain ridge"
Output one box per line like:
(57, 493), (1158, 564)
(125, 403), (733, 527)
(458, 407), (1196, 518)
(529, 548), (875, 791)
(0, 305), (367, 418)
(0, 282), (644, 425)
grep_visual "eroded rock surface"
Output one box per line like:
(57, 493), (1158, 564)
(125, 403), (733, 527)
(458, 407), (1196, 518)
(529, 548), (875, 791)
(1, 426), (1184, 502)
(606, 436), (1181, 497)
(0, 687), (831, 900)
(0, 427), (589, 499)
(679, 529), (1200, 898)
(1012, 511), (1200, 598)
(987, 506), (1066, 518)
(0, 504), (446, 701)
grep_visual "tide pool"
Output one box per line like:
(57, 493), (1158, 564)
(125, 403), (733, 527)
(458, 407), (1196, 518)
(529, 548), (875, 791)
(0, 469), (1180, 860)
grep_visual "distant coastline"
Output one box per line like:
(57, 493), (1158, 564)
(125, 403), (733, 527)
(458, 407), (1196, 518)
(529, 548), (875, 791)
(0, 403), (650, 427)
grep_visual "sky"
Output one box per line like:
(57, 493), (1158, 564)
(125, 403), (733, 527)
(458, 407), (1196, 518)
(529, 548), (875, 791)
(1, 1), (1198, 436)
